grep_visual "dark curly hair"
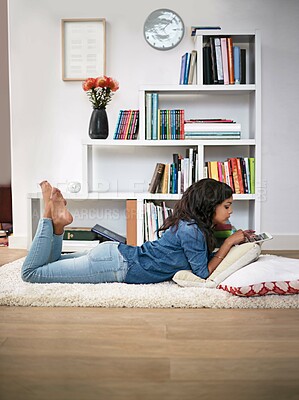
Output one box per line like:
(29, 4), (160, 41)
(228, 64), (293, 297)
(159, 178), (233, 252)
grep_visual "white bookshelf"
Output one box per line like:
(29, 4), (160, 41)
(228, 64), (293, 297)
(28, 30), (261, 250)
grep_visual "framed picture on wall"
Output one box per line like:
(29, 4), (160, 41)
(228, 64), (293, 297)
(61, 18), (106, 81)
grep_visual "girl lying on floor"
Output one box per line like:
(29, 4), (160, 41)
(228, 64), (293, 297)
(22, 178), (253, 284)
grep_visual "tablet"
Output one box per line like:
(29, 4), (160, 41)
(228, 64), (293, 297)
(246, 232), (273, 243)
(91, 224), (127, 244)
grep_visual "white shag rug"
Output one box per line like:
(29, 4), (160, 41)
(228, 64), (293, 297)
(0, 257), (298, 308)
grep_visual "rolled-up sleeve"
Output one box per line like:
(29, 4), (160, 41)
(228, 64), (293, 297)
(176, 223), (209, 279)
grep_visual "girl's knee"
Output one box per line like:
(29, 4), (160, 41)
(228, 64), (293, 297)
(21, 263), (34, 283)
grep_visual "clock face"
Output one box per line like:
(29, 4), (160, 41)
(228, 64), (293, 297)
(144, 9), (185, 50)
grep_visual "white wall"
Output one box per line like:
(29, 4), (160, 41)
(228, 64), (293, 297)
(0, 0), (11, 185)
(8, 0), (299, 249)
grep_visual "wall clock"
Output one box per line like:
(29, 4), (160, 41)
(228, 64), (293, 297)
(143, 9), (185, 50)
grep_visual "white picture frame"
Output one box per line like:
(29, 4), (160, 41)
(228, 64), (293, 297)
(61, 18), (106, 81)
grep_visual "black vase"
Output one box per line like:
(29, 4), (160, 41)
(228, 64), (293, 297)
(89, 108), (109, 139)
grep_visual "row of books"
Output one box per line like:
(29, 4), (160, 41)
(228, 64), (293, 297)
(144, 201), (173, 242)
(145, 93), (242, 141)
(113, 110), (139, 140)
(203, 36), (246, 85)
(148, 148), (198, 195)
(146, 92), (185, 140)
(184, 118), (241, 140)
(179, 50), (197, 85)
(205, 157), (255, 194)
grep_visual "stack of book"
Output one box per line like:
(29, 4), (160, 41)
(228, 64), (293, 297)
(205, 157), (255, 194)
(144, 201), (173, 242)
(146, 93), (185, 140)
(213, 222), (235, 247)
(184, 119), (241, 140)
(148, 148), (198, 195)
(0, 230), (8, 246)
(179, 50), (197, 85)
(203, 36), (246, 85)
(191, 26), (221, 36)
(113, 110), (139, 140)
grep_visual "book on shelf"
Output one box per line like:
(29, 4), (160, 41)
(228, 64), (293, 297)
(148, 201), (158, 241)
(179, 53), (188, 84)
(209, 37), (218, 84)
(184, 133), (241, 140)
(184, 120), (241, 139)
(180, 51), (197, 85)
(160, 109), (182, 140)
(184, 52), (191, 84)
(148, 163), (165, 193)
(149, 148), (198, 195)
(146, 95), (185, 140)
(184, 122), (241, 131)
(229, 157), (241, 194)
(113, 110), (139, 140)
(160, 163), (170, 194)
(151, 93), (159, 140)
(185, 118), (234, 123)
(172, 153), (179, 194)
(202, 36), (247, 85)
(145, 92), (159, 140)
(233, 46), (241, 84)
(126, 200), (137, 246)
(243, 157), (251, 194)
(235, 157), (245, 194)
(224, 160), (234, 190)
(188, 50), (197, 84)
(214, 37), (224, 84)
(208, 161), (219, 181)
(206, 157), (255, 195)
(220, 37), (229, 85)
(249, 157), (255, 194)
(203, 45), (213, 84)
(191, 26), (221, 36)
(240, 157), (249, 194)
(227, 37), (235, 84)
(240, 49), (246, 84)
(145, 93), (152, 140)
(143, 201), (173, 242)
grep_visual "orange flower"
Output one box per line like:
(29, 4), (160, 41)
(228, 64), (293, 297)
(95, 76), (119, 91)
(96, 76), (107, 88)
(82, 75), (119, 109)
(82, 78), (97, 91)
(108, 78), (120, 92)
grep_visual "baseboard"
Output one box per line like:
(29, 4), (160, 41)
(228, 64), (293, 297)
(262, 235), (299, 251)
(8, 236), (27, 249)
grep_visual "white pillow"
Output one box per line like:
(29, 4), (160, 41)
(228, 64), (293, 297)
(173, 242), (261, 288)
(218, 255), (299, 296)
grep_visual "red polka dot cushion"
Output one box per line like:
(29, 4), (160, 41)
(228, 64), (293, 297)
(218, 255), (299, 297)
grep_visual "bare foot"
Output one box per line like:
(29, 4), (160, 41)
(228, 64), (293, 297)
(40, 180), (52, 208)
(44, 188), (73, 234)
(40, 180), (67, 207)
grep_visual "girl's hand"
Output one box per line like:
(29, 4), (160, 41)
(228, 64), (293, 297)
(243, 230), (256, 241)
(224, 229), (248, 246)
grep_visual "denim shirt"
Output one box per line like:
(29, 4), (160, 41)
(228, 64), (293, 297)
(118, 220), (210, 284)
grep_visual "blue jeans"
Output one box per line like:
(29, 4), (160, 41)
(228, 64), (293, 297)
(22, 218), (128, 283)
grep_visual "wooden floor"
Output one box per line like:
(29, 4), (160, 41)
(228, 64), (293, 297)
(0, 248), (299, 400)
